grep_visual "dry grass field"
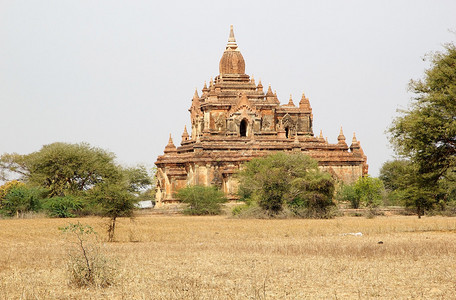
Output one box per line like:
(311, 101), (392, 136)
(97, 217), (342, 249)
(1, 213), (456, 299)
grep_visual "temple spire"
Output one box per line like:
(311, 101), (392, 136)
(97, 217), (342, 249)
(299, 92), (311, 110)
(288, 94), (295, 106)
(202, 81), (208, 94)
(181, 126), (189, 142)
(266, 84), (274, 96)
(164, 134), (177, 154)
(338, 126), (346, 145)
(257, 80), (263, 93)
(225, 24), (239, 51)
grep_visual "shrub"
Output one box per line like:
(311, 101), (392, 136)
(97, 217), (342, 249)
(60, 222), (116, 288)
(0, 186), (43, 217)
(176, 185), (227, 215)
(339, 176), (385, 209)
(354, 175), (384, 208)
(42, 196), (84, 218)
(337, 184), (359, 208)
(0, 180), (25, 200)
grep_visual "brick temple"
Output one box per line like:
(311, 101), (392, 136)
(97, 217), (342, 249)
(155, 26), (368, 205)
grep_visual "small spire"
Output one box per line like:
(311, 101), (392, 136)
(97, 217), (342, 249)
(273, 90), (279, 104)
(288, 94), (295, 106)
(229, 25), (235, 41)
(325, 136), (328, 143)
(350, 132), (361, 153)
(319, 130), (323, 139)
(202, 81), (208, 93)
(181, 126), (189, 142)
(193, 88), (199, 99)
(299, 92), (311, 110)
(251, 75), (255, 85)
(164, 134), (177, 153)
(338, 126), (346, 144)
(257, 80), (263, 93)
(266, 84), (274, 96)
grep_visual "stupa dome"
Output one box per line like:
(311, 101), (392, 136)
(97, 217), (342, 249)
(219, 25), (245, 75)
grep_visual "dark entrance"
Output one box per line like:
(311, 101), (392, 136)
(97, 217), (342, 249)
(240, 119), (247, 137)
(285, 127), (289, 138)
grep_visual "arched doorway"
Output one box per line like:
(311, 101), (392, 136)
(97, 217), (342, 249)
(240, 119), (247, 137)
(285, 126), (289, 138)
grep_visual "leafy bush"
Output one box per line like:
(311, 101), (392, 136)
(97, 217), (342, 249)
(339, 176), (385, 209)
(337, 184), (359, 208)
(176, 185), (227, 215)
(42, 196), (84, 218)
(0, 180), (25, 200)
(0, 186), (43, 217)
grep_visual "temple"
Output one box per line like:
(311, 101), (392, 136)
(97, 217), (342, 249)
(155, 25), (368, 205)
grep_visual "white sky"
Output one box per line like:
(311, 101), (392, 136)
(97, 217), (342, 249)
(1, 0), (455, 177)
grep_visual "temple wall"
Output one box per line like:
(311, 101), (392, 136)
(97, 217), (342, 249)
(156, 161), (366, 206)
(320, 165), (363, 184)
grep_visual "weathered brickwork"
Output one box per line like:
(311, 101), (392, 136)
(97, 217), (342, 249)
(155, 26), (368, 206)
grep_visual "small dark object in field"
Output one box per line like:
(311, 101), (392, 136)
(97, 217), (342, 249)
(378, 241), (384, 244)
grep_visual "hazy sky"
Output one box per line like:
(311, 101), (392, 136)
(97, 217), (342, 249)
(1, 0), (455, 177)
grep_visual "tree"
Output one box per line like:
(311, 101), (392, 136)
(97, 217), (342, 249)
(0, 142), (152, 223)
(388, 43), (456, 216)
(176, 185), (227, 215)
(0, 143), (120, 197)
(389, 43), (456, 183)
(236, 152), (335, 217)
(379, 160), (414, 192)
(89, 183), (136, 242)
(379, 160), (436, 218)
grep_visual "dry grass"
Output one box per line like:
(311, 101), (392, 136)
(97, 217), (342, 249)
(1, 214), (456, 299)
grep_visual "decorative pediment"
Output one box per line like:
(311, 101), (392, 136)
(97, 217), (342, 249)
(229, 93), (259, 117)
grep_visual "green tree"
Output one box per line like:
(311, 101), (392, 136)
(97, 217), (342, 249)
(379, 160), (436, 218)
(379, 160), (414, 191)
(0, 142), (152, 222)
(88, 183), (137, 242)
(236, 152), (335, 217)
(389, 43), (456, 184)
(176, 185), (227, 215)
(0, 143), (120, 197)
